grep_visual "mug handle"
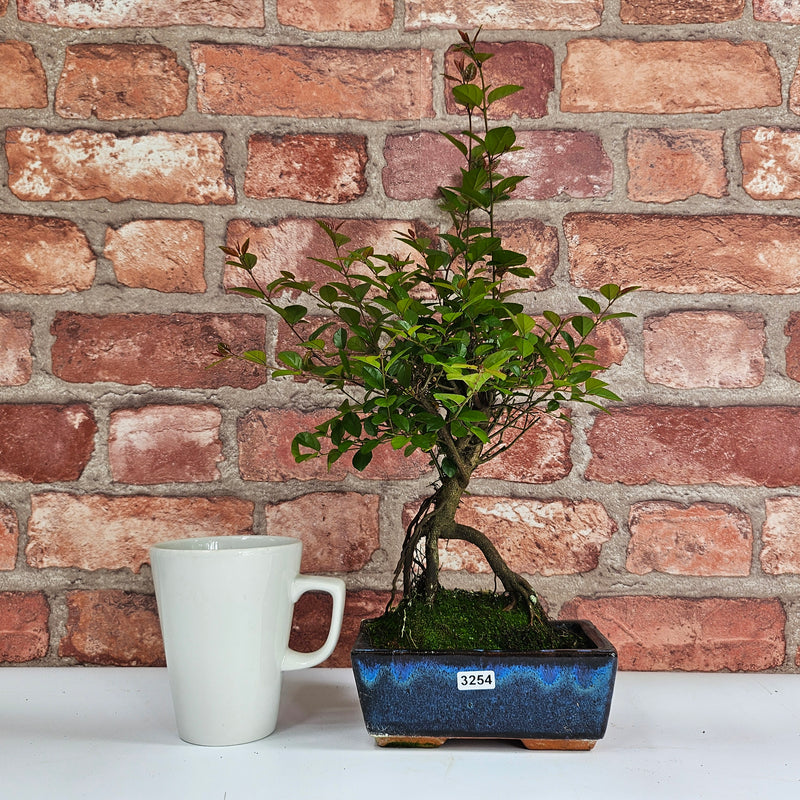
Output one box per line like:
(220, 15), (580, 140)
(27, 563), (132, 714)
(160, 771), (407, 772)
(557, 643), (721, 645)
(282, 575), (346, 671)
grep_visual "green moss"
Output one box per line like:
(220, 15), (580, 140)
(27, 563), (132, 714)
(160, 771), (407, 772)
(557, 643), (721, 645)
(363, 589), (591, 651)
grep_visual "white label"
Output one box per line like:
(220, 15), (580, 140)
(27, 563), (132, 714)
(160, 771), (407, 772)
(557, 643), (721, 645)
(456, 670), (495, 691)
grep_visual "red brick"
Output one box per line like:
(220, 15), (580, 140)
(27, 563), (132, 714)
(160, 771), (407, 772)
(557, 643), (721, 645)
(238, 408), (430, 482)
(109, 405), (223, 484)
(290, 590), (390, 667)
(0, 312), (33, 386)
(406, 496), (616, 576)
(741, 127), (800, 200)
(0, 592), (49, 663)
(587, 405), (800, 487)
(626, 128), (727, 203)
(754, 0), (800, 22)
(510, 131), (612, 199)
(277, 0), (392, 31)
(444, 42), (553, 118)
(224, 218), (437, 293)
(245, 134), (367, 203)
(643, 311), (765, 389)
(26, 493), (254, 573)
(0, 40), (47, 108)
(561, 39), (781, 114)
(791, 64), (800, 117)
(587, 319), (629, 368)
(761, 496), (800, 575)
(627, 501), (752, 577)
(105, 220), (206, 293)
(55, 44), (187, 120)
(560, 596), (785, 671)
(59, 590), (165, 666)
(405, 0), (603, 30)
(50, 312), (265, 389)
(566, 213), (800, 294)
(475, 415), (572, 483)
(0, 404), (96, 483)
(0, 214), (95, 295)
(785, 313), (800, 382)
(192, 44), (433, 120)
(0, 504), (18, 570)
(383, 132), (462, 200)
(494, 221), (558, 291)
(264, 493), (380, 573)
(6, 128), (234, 204)
(382, 130), (610, 200)
(620, 0), (744, 24)
(17, 0), (265, 27)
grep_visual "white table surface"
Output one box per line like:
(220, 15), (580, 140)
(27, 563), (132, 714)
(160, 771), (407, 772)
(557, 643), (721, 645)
(1, 667), (799, 800)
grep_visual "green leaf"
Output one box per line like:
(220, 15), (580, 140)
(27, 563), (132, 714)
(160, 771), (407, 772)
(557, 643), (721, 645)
(484, 126), (516, 155)
(440, 456), (458, 477)
(361, 364), (385, 390)
(492, 175), (526, 196)
(571, 316), (595, 337)
(602, 311), (637, 320)
(578, 295), (602, 314)
(239, 252), (257, 270)
(319, 284), (338, 304)
(483, 350), (511, 370)
(280, 305), (308, 325)
(291, 432), (321, 461)
(599, 284), (621, 301)
(342, 412), (362, 438)
(277, 350), (303, 370)
(352, 447), (373, 471)
(441, 131), (468, 157)
(458, 408), (488, 423)
(486, 84), (523, 105)
(467, 425), (489, 444)
(466, 235), (501, 263)
(228, 286), (266, 299)
(434, 392), (467, 410)
(240, 350), (268, 366)
(309, 257), (346, 273)
(588, 387), (622, 402)
(568, 370), (593, 384)
(489, 248), (527, 269)
(452, 83), (484, 108)
(327, 448), (346, 468)
(543, 310), (562, 328)
(338, 307), (360, 327)
(309, 320), (335, 340)
(514, 313), (536, 334)
(316, 219), (351, 249)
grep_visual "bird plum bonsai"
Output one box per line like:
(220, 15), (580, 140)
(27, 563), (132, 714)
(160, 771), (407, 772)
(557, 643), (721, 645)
(219, 30), (635, 650)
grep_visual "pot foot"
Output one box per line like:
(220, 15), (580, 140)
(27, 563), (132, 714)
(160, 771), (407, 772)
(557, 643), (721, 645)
(374, 736), (447, 748)
(520, 738), (597, 751)
(373, 735), (598, 750)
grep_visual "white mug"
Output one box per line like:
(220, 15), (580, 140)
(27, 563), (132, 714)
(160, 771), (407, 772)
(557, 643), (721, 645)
(150, 535), (346, 746)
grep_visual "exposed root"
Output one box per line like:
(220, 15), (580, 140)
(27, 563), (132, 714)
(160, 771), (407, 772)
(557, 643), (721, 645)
(440, 523), (546, 626)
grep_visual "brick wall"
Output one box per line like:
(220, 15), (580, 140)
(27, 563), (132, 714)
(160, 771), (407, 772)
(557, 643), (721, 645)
(1, 0), (799, 672)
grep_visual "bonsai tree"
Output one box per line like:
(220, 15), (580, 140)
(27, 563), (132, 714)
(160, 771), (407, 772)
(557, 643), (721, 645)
(219, 30), (634, 648)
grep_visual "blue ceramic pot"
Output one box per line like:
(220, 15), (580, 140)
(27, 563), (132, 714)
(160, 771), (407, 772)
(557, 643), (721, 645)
(350, 619), (617, 749)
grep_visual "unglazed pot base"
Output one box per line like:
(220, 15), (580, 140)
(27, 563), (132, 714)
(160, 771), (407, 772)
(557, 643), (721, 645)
(374, 736), (597, 750)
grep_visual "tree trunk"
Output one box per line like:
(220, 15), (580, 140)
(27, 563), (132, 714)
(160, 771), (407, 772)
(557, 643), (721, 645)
(395, 470), (550, 627)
